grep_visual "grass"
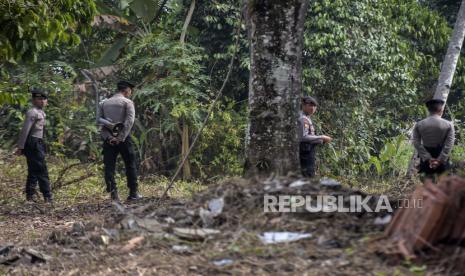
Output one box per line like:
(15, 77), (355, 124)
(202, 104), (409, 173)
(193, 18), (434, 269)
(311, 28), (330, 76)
(0, 151), (205, 208)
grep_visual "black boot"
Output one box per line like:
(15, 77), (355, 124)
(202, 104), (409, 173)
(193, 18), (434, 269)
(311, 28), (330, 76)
(44, 196), (53, 204)
(127, 191), (142, 201)
(110, 190), (120, 201)
(26, 194), (35, 202)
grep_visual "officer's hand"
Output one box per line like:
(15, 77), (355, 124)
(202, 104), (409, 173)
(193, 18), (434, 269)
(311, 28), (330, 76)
(321, 135), (332, 143)
(15, 148), (23, 156)
(109, 138), (120, 145)
(429, 159), (441, 169)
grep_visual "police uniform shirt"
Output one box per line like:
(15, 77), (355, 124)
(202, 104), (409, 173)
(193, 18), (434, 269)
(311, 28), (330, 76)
(298, 112), (323, 144)
(412, 114), (455, 162)
(17, 107), (46, 149)
(98, 93), (135, 141)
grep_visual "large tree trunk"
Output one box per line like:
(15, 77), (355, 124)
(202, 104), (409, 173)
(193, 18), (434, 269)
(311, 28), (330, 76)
(434, 0), (465, 101)
(245, 0), (309, 176)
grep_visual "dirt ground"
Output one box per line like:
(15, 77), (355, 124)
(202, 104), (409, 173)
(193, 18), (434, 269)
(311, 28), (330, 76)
(0, 157), (463, 275)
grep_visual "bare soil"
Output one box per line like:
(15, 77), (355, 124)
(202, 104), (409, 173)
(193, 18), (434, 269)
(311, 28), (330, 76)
(1, 158), (463, 275)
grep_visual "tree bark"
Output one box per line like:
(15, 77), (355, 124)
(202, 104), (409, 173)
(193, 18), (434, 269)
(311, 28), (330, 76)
(245, 0), (309, 176)
(181, 119), (191, 180)
(434, 0), (465, 101)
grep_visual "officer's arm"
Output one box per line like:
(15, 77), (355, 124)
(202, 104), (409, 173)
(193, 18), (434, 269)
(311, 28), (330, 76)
(97, 101), (104, 120)
(17, 110), (36, 149)
(412, 123), (432, 161)
(439, 123), (455, 163)
(97, 101), (112, 141)
(299, 117), (323, 144)
(119, 101), (135, 141)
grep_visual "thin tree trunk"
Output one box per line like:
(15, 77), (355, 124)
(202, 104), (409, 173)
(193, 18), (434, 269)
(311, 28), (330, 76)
(180, 0), (196, 44)
(181, 119), (191, 179)
(245, 0), (309, 176)
(178, 0), (196, 180)
(434, 0), (465, 101)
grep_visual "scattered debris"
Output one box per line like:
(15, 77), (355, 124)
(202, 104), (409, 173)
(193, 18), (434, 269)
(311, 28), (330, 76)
(164, 217), (175, 224)
(374, 215), (392, 226)
(320, 177), (341, 188)
(321, 258), (350, 268)
(5, 172), (464, 274)
(121, 236), (145, 252)
(208, 197), (224, 214)
(100, 235), (111, 245)
(0, 245), (13, 255)
(171, 245), (192, 254)
(102, 228), (119, 240)
(212, 259), (234, 266)
(263, 178), (284, 192)
(172, 228), (220, 240)
(317, 236), (343, 248)
(71, 221), (85, 235)
(22, 248), (51, 263)
(289, 179), (309, 188)
(0, 247), (51, 266)
(258, 232), (312, 244)
(199, 197), (224, 227)
(133, 217), (165, 233)
(0, 255), (21, 266)
(120, 216), (166, 233)
(112, 201), (127, 214)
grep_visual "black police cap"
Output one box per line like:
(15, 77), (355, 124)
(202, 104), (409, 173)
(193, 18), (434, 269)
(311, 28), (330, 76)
(425, 98), (445, 107)
(30, 88), (48, 99)
(302, 96), (318, 106)
(117, 80), (135, 90)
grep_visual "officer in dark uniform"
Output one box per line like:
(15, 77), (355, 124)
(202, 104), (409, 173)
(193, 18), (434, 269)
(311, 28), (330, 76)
(15, 89), (53, 203)
(298, 96), (332, 177)
(98, 81), (142, 201)
(413, 98), (455, 180)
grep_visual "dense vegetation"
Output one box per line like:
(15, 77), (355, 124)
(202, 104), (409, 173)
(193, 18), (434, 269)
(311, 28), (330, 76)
(1, 0), (464, 181)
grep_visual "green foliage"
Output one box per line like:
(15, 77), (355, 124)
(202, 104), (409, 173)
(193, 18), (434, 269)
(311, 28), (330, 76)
(120, 31), (213, 176)
(362, 135), (413, 178)
(123, 32), (209, 124)
(306, 0), (465, 176)
(0, 0), (97, 63)
(0, 61), (99, 160)
(192, 101), (246, 177)
(2, 0), (465, 182)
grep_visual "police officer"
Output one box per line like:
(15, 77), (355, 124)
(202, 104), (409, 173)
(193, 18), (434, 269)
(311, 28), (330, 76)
(99, 81), (142, 201)
(15, 88), (53, 203)
(298, 96), (332, 177)
(413, 98), (455, 179)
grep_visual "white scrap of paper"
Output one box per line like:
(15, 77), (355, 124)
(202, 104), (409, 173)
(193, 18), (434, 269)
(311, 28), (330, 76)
(259, 232), (312, 244)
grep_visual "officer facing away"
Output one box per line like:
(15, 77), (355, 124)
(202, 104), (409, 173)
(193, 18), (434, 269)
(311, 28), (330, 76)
(15, 89), (53, 203)
(99, 81), (142, 201)
(298, 96), (332, 177)
(412, 98), (455, 180)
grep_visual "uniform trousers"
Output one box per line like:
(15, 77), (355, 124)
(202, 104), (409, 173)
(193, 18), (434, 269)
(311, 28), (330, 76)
(300, 142), (317, 177)
(102, 137), (138, 193)
(24, 136), (52, 199)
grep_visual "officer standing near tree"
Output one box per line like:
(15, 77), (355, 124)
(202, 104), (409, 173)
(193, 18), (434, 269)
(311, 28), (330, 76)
(15, 88), (53, 203)
(298, 96), (332, 177)
(99, 81), (142, 201)
(413, 98), (455, 180)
